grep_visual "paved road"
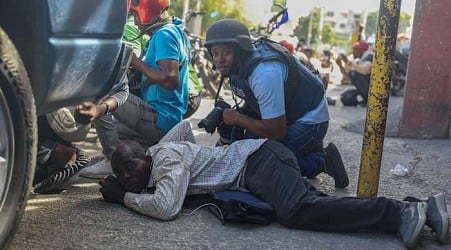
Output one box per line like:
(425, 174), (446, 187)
(8, 80), (451, 250)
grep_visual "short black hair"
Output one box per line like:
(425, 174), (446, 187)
(111, 140), (146, 172)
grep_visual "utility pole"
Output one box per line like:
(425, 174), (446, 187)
(317, 7), (324, 50)
(192, 0), (202, 35)
(357, 0), (401, 198)
(307, 9), (313, 46)
(182, 0), (190, 19)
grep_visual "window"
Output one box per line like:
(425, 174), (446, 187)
(326, 21), (336, 28)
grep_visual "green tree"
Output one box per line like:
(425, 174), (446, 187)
(293, 8), (320, 45)
(398, 12), (411, 34)
(168, 0), (184, 17)
(200, 0), (251, 33)
(170, 0), (249, 35)
(365, 12), (378, 38)
(321, 22), (336, 44)
(365, 11), (411, 37)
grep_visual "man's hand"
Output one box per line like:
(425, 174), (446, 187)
(222, 108), (240, 125)
(339, 53), (348, 63)
(99, 175), (126, 204)
(75, 101), (106, 123)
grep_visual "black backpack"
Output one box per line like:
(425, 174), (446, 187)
(184, 190), (275, 225)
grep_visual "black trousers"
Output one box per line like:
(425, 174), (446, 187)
(349, 70), (370, 103)
(244, 140), (403, 233)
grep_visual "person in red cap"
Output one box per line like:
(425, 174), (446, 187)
(336, 40), (373, 106)
(279, 40), (295, 54)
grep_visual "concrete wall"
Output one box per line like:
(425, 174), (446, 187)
(399, 0), (451, 139)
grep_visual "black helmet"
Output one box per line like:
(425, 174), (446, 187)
(204, 19), (253, 52)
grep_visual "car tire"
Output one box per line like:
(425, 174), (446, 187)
(0, 27), (37, 248)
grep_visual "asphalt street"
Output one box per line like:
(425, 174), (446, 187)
(7, 74), (451, 250)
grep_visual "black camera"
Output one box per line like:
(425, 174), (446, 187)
(197, 100), (231, 134)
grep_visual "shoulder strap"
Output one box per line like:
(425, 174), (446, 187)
(183, 190), (275, 225)
(251, 37), (300, 109)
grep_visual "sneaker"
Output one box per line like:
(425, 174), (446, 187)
(398, 202), (428, 248)
(79, 158), (113, 179)
(426, 193), (450, 244)
(34, 148), (91, 194)
(324, 143), (349, 188)
(327, 96), (337, 106)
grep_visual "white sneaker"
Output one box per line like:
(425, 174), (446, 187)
(79, 159), (113, 179)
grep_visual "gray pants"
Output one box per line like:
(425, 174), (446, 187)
(94, 94), (165, 158)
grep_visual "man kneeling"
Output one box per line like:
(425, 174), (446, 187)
(99, 121), (450, 248)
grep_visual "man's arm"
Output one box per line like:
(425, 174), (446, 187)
(348, 60), (372, 75)
(335, 54), (350, 78)
(222, 62), (287, 139)
(131, 54), (179, 90)
(122, 158), (190, 220)
(75, 76), (129, 122)
(130, 28), (184, 90)
(223, 109), (286, 139)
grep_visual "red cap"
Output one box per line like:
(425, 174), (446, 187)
(129, 0), (170, 25)
(279, 40), (294, 54)
(352, 41), (369, 50)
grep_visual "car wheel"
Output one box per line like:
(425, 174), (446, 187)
(0, 27), (37, 248)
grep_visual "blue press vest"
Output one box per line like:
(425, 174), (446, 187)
(230, 41), (325, 124)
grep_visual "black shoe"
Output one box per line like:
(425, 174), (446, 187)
(327, 96), (337, 106)
(398, 202), (428, 249)
(324, 143), (349, 188)
(426, 193), (450, 244)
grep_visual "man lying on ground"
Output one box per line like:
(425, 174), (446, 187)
(99, 121), (450, 248)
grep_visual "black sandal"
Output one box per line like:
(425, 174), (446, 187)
(34, 145), (91, 194)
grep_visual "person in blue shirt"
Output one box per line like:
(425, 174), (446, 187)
(79, 0), (189, 179)
(202, 19), (349, 188)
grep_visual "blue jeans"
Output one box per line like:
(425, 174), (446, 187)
(95, 94), (165, 158)
(243, 121), (328, 178)
(281, 121), (328, 178)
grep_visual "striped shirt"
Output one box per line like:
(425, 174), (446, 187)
(123, 121), (266, 220)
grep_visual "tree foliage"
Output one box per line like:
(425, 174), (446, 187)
(365, 12), (378, 38)
(292, 8), (338, 46)
(321, 22), (336, 44)
(293, 8), (321, 45)
(365, 11), (411, 38)
(398, 12), (411, 34)
(169, 0), (249, 35)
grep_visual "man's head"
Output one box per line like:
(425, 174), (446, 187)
(111, 140), (152, 193)
(352, 41), (369, 58)
(204, 19), (253, 76)
(302, 47), (314, 58)
(128, 0), (170, 28)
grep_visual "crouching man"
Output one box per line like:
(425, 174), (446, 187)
(99, 121), (450, 248)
